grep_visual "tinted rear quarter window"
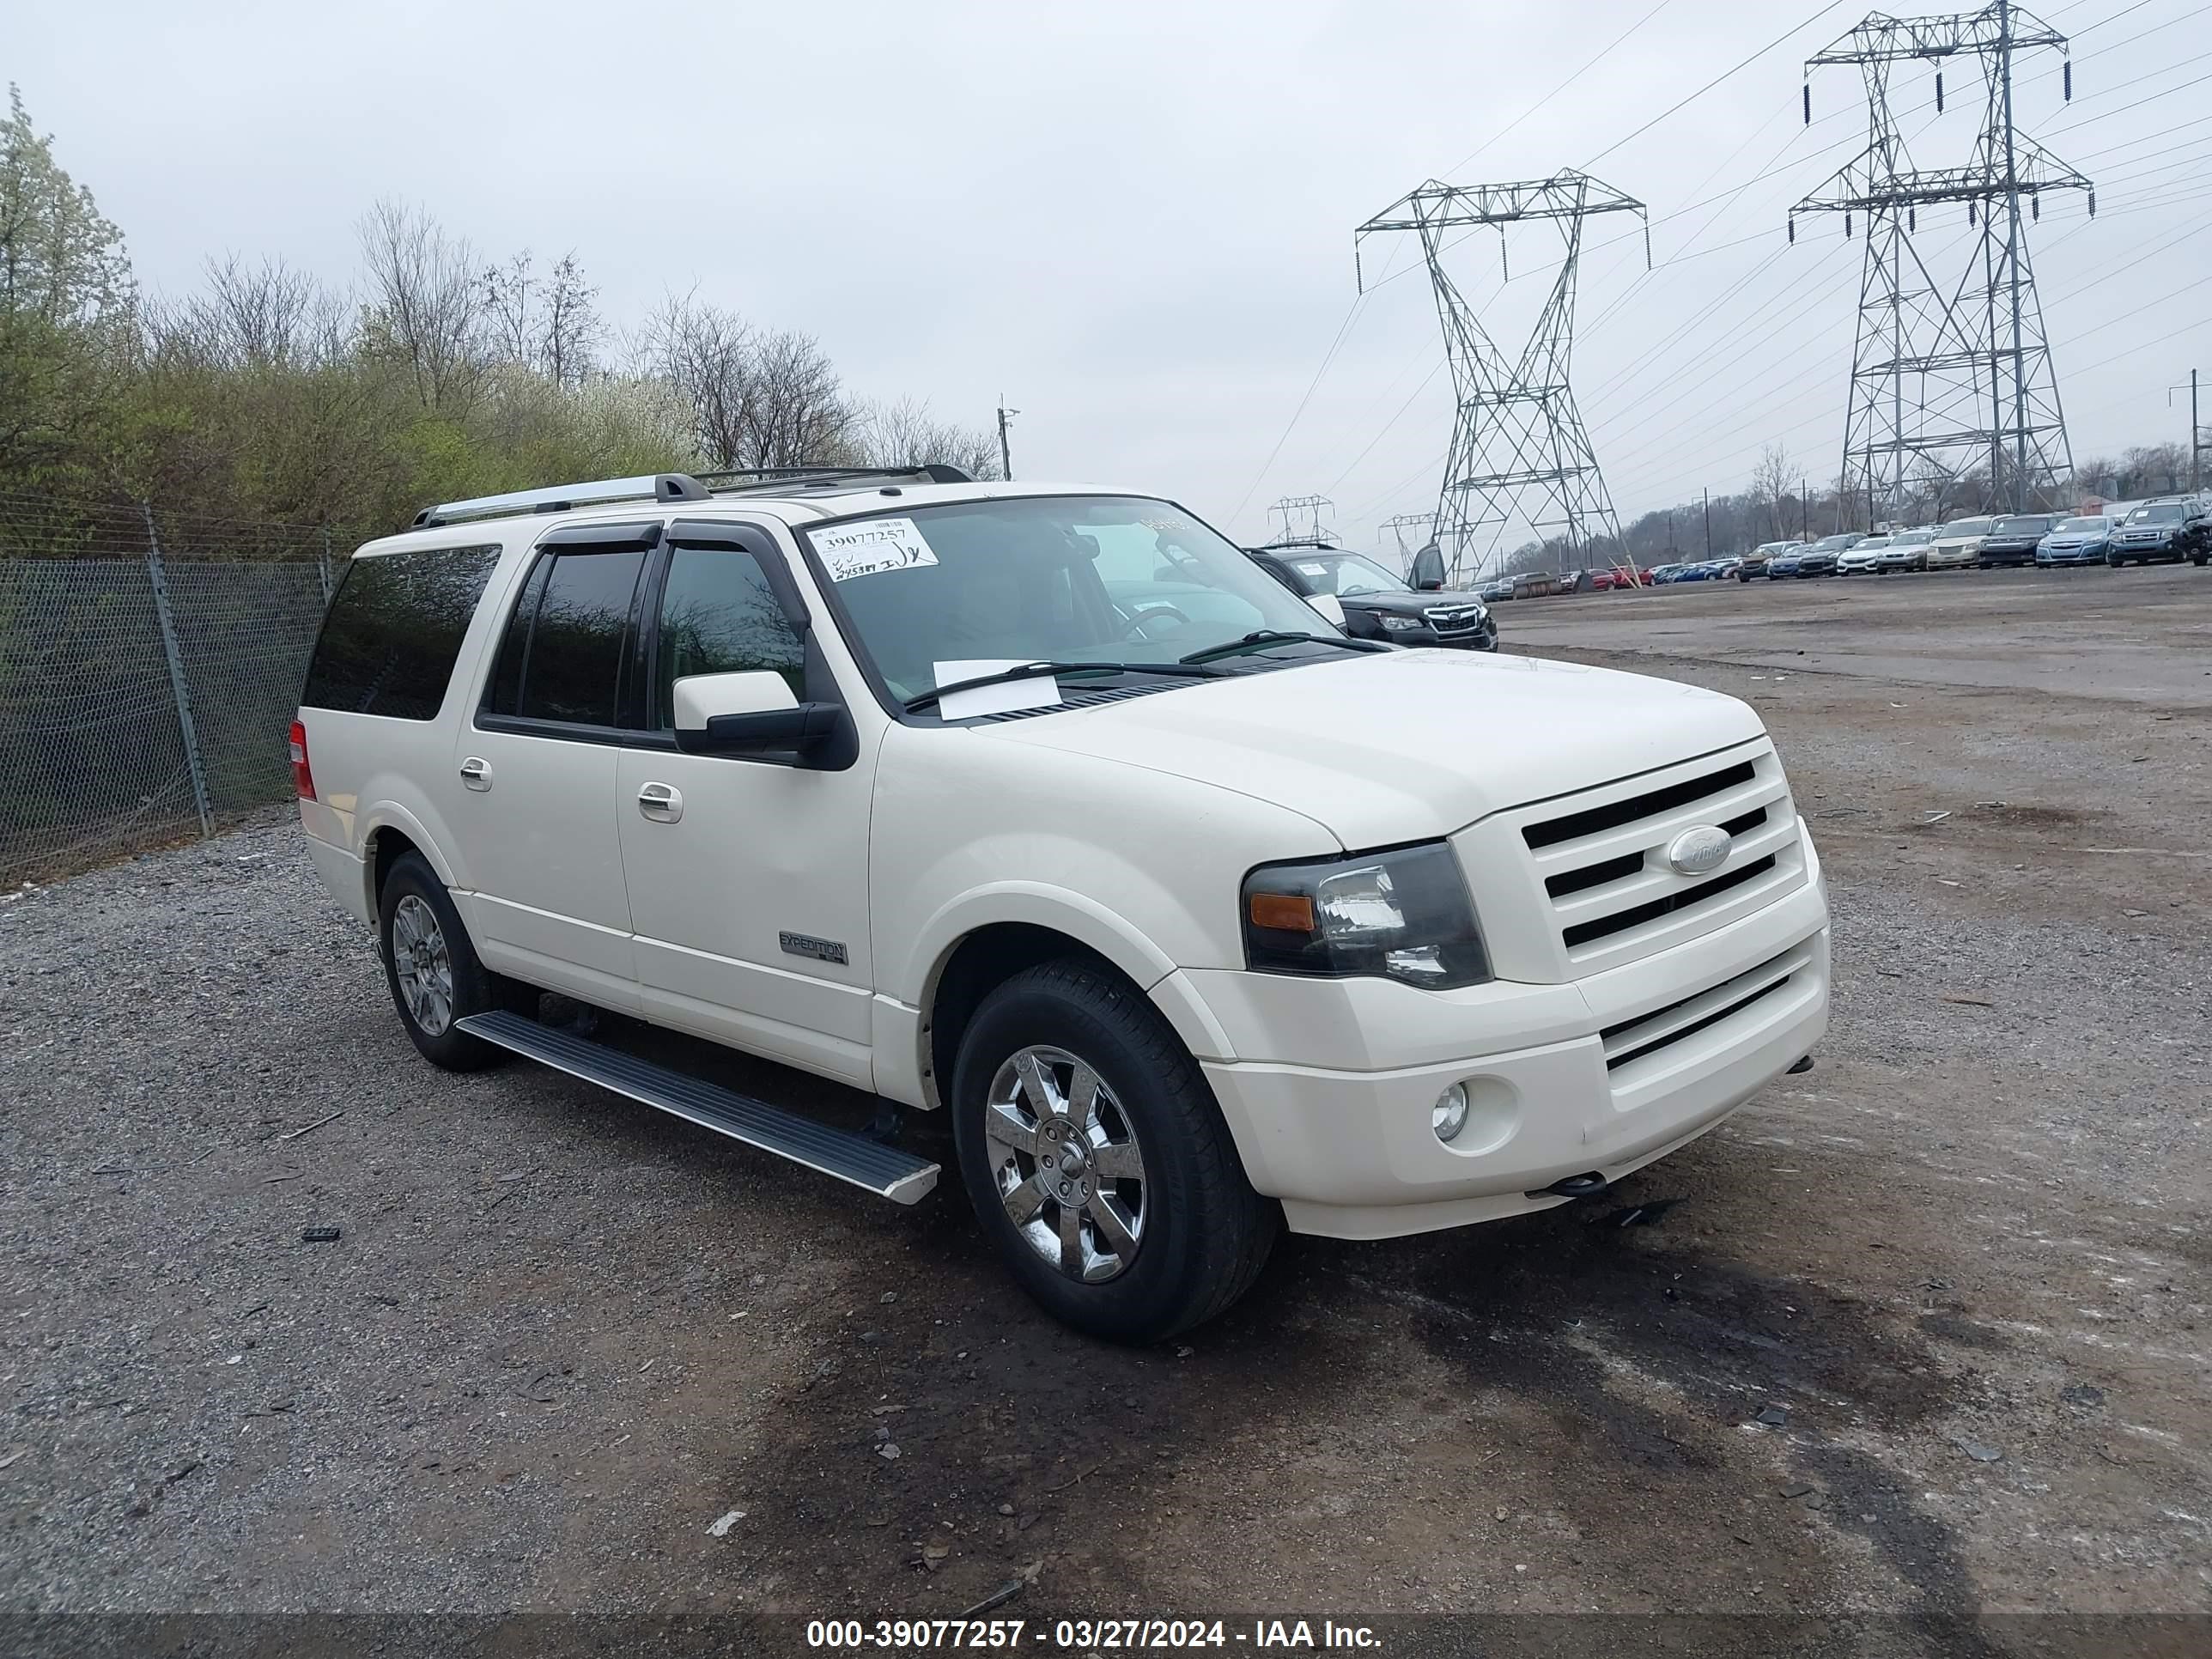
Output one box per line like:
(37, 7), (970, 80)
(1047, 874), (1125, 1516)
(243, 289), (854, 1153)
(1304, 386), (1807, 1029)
(484, 548), (647, 727)
(301, 545), (500, 720)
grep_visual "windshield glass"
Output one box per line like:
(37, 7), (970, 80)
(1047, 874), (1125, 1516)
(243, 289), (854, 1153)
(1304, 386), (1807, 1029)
(2130, 504), (2185, 523)
(1891, 531), (1936, 545)
(1993, 516), (2050, 534)
(1942, 519), (1993, 537)
(1284, 551), (1407, 597)
(802, 495), (1329, 704)
(1853, 538), (1891, 550)
(2056, 517), (2107, 533)
(1812, 536), (1856, 552)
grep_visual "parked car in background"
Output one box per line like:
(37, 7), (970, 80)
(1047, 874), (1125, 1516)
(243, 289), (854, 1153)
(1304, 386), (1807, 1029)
(1875, 528), (1938, 573)
(1765, 548), (1804, 579)
(2106, 496), (2212, 566)
(1925, 517), (1993, 570)
(2036, 515), (2117, 566)
(1741, 542), (1800, 580)
(1837, 536), (1891, 575)
(1794, 544), (1844, 578)
(1647, 563), (1688, 585)
(1248, 545), (1498, 651)
(1707, 557), (1745, 580)
(1976, 514), (2054, 567)
(1479, 576), (1516, 601)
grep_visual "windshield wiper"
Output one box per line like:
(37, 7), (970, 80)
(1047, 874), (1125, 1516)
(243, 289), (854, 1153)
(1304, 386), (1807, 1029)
(1178, 630), (1385, 665)
(902, 659), (1219, 714)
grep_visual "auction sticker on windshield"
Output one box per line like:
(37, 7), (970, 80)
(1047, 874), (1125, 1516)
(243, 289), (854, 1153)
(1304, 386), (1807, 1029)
(816, 517), (939, 581)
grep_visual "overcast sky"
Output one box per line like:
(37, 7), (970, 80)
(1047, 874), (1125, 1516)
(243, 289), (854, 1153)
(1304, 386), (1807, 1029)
(13, 0), (2209, 552)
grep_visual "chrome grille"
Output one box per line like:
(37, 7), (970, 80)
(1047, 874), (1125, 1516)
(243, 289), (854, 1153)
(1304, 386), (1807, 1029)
(1423, 605), (1487, 635)
(1509, 744), (1806, 975)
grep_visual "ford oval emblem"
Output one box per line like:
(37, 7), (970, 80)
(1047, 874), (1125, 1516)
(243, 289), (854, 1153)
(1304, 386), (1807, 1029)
(1667, 824), (1732, 876)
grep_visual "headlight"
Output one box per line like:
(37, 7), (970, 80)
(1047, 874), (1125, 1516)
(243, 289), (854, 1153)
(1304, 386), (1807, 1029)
(1242, 842), (1492, 990)
(1377, 614), (1424, 632)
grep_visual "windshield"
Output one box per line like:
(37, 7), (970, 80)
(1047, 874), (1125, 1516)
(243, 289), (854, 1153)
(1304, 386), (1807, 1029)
(1942, 519), (1993, 538)
(1284, 551), (1408, 597)
(1993, 516), (2050, 534)
(1890, 530), (1936, 546)
(2056, 517), (2107, 533)
(1812, 536), (1856, 552)
(801, 495), (1330, 704)
(2129, 504), (2185, 523)
(1854, 538), (1892, 550)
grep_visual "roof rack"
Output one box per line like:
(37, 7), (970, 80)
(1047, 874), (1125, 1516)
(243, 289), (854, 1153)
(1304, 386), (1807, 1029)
(411, 464), (975, 529)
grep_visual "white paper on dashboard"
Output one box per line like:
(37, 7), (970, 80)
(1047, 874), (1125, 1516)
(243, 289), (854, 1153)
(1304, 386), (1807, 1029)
(931, 659), (1063, 721)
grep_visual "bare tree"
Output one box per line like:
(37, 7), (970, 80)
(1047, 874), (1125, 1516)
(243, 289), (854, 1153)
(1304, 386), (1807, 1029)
(737, 327), (853, 468)
(1750, 443), (1805, 540)
(852, 397), (1001, 479)
(635, 296), (853, 470)
(481, 250), (534, 369)
(635, 291), (754, 466)
(356, 198), (485, 413)
(541, 253), (602, 390)
(149, 254), (349, 371)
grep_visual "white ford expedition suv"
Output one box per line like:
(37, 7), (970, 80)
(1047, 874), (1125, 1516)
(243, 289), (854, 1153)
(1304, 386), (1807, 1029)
(293, 467), (1829, 1341)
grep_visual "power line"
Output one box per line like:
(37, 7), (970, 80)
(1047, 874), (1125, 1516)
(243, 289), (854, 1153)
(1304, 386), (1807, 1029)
(1583, 0), (1855, 168)
(1443, 0), (1675, 177)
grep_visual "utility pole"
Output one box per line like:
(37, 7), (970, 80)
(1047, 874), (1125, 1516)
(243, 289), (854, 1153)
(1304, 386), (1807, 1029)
(1793, 4), (2089, 521)
(996, 398), (1018, 481)
(2174, 371), (2204, 492)
(1703, 489), (1711, 558)
(1355, 172), (1648, 585)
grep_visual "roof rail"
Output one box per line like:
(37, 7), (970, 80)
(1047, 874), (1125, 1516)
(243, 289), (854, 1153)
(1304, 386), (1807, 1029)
(411, 464), (975, 529)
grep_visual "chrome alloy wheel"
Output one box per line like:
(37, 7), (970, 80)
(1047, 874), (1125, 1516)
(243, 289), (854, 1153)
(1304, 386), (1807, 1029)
(985, 1045), (1148, 1283)
(390, 894), (456, 1037)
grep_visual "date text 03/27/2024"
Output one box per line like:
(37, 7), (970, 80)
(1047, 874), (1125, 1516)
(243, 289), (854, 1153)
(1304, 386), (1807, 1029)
(803, 1619), (1382, 1650)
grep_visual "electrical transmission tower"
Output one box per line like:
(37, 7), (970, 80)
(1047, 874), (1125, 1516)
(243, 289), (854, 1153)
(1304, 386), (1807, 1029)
(1793, 0), (2091, 524)
(1379, 512), (1435, 572)
(1355, 172), (1646, 583)
(1266, 495), (1340, 548)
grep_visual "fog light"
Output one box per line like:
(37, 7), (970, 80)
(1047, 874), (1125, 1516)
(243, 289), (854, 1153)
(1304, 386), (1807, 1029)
(1431, 1081), (1471, 1143)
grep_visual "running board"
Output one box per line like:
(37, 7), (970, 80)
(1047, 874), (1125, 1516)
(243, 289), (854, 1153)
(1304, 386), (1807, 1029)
(455, 1010), (939, 1205)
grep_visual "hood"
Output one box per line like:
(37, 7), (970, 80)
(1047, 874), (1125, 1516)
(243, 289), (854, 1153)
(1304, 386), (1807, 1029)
(1335, 589), (1475, 618)
(976, 649), (1765, 847)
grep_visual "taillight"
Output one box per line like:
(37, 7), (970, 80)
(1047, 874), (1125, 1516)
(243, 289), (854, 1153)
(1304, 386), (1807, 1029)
(288, 719), (317, 801)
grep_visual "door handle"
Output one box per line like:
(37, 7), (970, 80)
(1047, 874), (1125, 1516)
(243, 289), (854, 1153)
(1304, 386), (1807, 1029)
(459, 757), (492, 792)
(637, 781), (684, 823)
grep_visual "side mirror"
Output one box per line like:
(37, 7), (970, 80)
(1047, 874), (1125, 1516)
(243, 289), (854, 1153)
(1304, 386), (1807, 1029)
(673, 670), (840, 762)
(1409, 544), (1447, 592)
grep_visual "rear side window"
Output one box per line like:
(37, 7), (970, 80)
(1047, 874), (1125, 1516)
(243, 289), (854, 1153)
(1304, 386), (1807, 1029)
(301, 545), (499, 720)
(653, 548), (805, 727)
(484, 547), (647, 727)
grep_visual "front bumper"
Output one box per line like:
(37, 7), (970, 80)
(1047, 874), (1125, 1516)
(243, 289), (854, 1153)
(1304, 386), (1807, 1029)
(2037, 545), (2105, 564)
(1183, 879), (1831, 1239)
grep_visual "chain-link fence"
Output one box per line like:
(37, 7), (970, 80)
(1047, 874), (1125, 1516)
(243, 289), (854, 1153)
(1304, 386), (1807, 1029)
(0, 494), (356, 887)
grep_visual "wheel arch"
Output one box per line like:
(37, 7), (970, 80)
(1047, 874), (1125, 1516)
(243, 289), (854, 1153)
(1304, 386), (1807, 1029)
(910, 899), (1234, 1113)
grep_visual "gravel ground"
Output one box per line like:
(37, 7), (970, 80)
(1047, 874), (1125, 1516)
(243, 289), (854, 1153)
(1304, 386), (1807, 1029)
(2, 567), (2207, 1653)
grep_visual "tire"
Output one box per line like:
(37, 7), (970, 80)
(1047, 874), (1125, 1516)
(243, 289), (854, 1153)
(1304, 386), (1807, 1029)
(377, 852), (530, 1071)
(950, 958), (1279, 1343)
